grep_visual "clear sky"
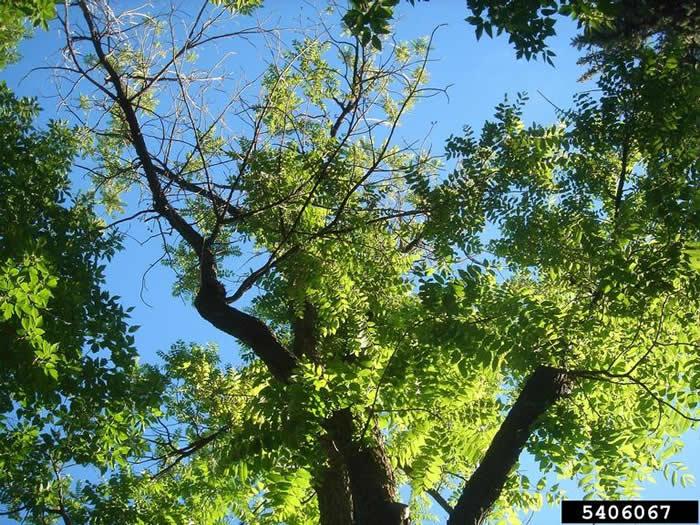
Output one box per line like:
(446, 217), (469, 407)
(1, 1), (698, 523)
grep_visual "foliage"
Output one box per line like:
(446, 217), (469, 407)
(209, 0), (264, 15)
(1, 1), (699, 524)
(343, 0), (399, 50)
(0, 0), (56, 68)
(1, 0), (56, 28)
(344, 0), (700, 63)
(0, 83), (163, 523)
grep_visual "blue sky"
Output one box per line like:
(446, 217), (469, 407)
(1, 1), (698, 523)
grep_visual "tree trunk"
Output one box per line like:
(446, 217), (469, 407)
(316, 437), (354, 525)
(324, 409), (410, 525)
(447, 366), (572, 525)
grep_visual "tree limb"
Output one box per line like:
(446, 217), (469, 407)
(400, 463), (453, 514)
(78, 0), (297, 383)
(153, 426), (229, 479)
(448, 366), (573, 525)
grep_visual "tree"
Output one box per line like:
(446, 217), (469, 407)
(2, 1), (699, 524)
(0, 83), (161, 523)
(0, 0), (57, 67)
(345, 0), (700, 64)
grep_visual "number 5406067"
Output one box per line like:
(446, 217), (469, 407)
(581, 504), (671, 521)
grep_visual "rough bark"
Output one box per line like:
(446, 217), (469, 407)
(316, 437), (354, 525)
(447, 366), (573, 525)
(292, 301), (319, 361)
(325, 409), (409, 525)
(294, 306), (354, 525)
(193, 280), (297, 382)
(79, 6), (405, 523)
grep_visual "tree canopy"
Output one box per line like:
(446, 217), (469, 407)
(0, 1), (698, 524)
(0, 82), (162, 522)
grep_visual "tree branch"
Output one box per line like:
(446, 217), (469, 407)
(400, 463), (453, 514)
(153, 426), (229, 479)
(448, 366), (573, 525)
(613, 132), (630, 221)
(428, 488), (454, 515)
(78, 0), (297, 383)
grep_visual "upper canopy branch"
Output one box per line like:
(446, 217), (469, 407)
(76, 0), (297, 382)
